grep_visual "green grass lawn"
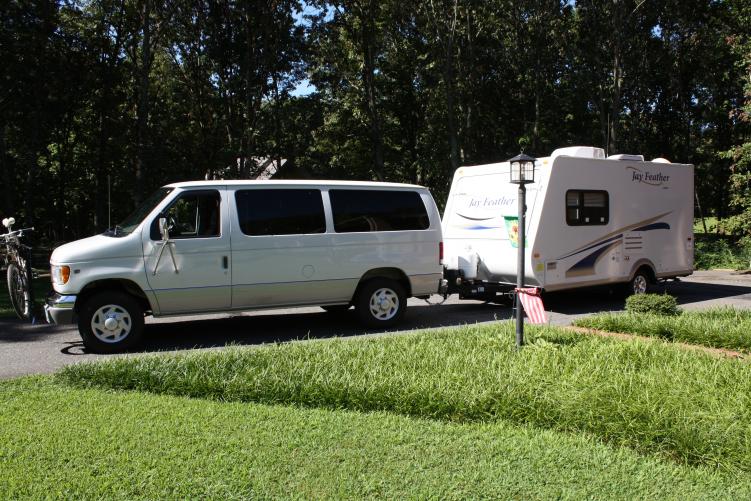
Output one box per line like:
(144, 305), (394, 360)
(59, 322), (751, 473)
(1, 376), (749, 499)
(575, 307), (751, 353)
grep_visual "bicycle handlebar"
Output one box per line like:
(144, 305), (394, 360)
(1, 227), (34, 240)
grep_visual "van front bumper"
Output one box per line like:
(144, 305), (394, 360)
(44, 293), (76, 325)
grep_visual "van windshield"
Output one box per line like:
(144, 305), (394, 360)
(104, 187), (174, 237)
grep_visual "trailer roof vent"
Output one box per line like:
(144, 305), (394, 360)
(551, 146), (606, 160)
(607, 154), (644, 161)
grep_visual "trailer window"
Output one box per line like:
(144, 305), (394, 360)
(330, 189), (430, 232)
(566, 190), (609, 226)
(235, 189), (326, 236)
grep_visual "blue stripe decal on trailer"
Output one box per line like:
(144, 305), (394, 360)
(565, 240), (623, 278)
(557, 234), (623, 261)
(633, 222), (670, 231)
(555, 212), (673, 260)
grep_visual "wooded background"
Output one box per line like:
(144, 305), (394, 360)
(1, 0), (749, 242)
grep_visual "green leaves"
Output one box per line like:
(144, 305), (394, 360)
(0, 0), (747, 239)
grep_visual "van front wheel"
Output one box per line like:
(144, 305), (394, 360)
(356, 279), (407, 328)
(78, 291), (145, 353)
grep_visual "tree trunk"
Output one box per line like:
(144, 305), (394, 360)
(439, 0), (460, 175)
(23, 119), (39, 227)
(361, 2), (384, 180)
(134, 0), (152, 206)
(463, 7), (475, 165)
(242, 4), (252, 179)
(95, 111), (107, 231)
(609, 47), (622, 155)
(0, 122), (13, 217)
(444, 50), (460, 173)
(95, 0), (125, 229)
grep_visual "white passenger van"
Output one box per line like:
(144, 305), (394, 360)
(45, 181), (444, 352)
(442, 146), (694, 300)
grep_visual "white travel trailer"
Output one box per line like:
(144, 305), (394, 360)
(442, 146), (694, 300)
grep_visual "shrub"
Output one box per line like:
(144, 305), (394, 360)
(694, 234), (751, 270)
(626, 293), (681, 316)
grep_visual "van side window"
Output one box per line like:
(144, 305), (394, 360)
(566, 190), (609, 226)
(235, 189), (325, 236)
(151, 190), (221, 240)
(330, 190), (430, 232)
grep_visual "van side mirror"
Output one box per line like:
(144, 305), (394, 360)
(159, 217), (169, 241)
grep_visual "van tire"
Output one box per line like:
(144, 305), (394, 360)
(356, 278), (407, 328)
(78, 291), (145, 353)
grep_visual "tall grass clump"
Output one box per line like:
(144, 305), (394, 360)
(576, 307), (751, 351)
(59, 323), (751, 472)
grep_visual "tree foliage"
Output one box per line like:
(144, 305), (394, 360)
(0, 0), (748, 242)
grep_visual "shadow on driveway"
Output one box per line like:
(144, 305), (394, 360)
(138, 301), (512, 353)
(1, 276), (750, 358)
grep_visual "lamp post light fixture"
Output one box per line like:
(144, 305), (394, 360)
(508, 152), (537, 349)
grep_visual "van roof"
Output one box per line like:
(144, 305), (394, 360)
(165, 179), (427, 190)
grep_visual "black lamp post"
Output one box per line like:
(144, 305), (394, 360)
(508, 152), (536, 349)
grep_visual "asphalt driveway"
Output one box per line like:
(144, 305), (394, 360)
(1, 270), (750, 379)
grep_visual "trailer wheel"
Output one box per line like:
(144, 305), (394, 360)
(627, 270), (650, 295)
(78, 291), (145, 353)
(355, 278), (406, 328)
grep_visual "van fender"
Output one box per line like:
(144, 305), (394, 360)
(354, 268), (412, 299)
(76, 279), (155, 315)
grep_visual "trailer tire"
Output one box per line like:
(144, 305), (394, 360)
(627, 269), (651, 296)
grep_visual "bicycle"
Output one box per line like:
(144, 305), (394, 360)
(1, 217), (35, 321)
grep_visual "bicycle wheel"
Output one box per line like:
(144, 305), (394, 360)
(7, 262), (32, 320)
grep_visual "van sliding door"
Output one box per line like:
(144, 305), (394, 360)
(230, 188), (339, 308)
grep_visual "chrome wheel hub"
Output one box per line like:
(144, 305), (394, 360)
(633, 275), (648, 294)
(369, 288), (399, 321)
(91, 304), (132, 344)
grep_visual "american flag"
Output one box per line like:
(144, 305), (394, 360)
(516, 288), (548, 324)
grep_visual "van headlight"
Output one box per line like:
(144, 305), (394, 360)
(51, 265), (71, 285)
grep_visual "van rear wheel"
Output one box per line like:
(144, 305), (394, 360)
(356, 279), (406, 328)
(78, 291), (145, 353)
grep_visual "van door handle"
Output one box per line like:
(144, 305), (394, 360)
(222, 256), (229, 269)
